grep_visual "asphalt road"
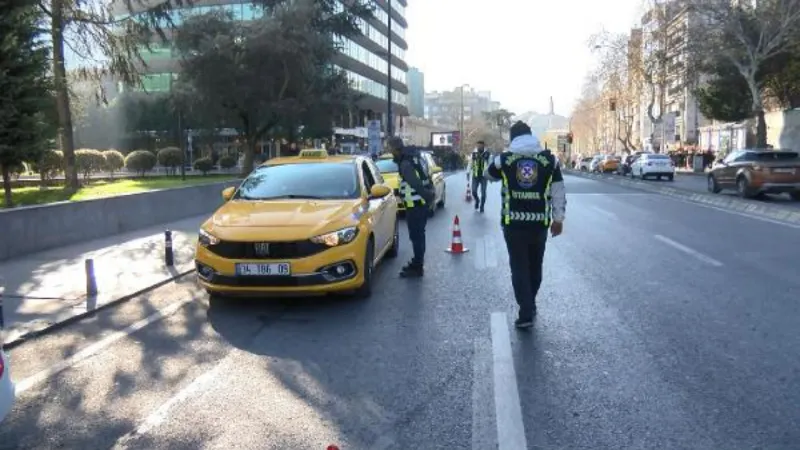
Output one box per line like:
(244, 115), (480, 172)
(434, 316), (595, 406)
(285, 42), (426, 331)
(3, 173), (800, 449)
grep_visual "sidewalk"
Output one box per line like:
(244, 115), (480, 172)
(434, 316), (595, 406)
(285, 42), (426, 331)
(0, 215), (206, 346)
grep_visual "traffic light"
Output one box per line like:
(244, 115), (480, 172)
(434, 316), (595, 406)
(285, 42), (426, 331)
(566, 132), (573, 144)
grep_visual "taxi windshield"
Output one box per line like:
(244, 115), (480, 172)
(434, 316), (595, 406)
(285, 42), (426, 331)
(235, 163), (359, 200)
(375, 158), (399, 173)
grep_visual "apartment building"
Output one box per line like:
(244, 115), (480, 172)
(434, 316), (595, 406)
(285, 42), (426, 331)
(424, 87), (499, 128)
(638, 0), (709, 151)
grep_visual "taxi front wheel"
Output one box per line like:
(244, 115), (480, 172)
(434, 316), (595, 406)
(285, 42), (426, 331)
(354, 238), (375, 299)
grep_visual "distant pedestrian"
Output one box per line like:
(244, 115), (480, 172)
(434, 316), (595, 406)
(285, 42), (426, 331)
(485, 121), (567, 329)
(467, 140), (492, 213)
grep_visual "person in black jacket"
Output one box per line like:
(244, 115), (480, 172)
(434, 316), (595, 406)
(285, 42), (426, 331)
(388, 137), (435, 277)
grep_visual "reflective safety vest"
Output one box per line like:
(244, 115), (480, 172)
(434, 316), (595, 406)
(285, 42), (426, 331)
(472, 150), (491, 178)
(497, 150), (557, 228)
(399, 156), (432, 208)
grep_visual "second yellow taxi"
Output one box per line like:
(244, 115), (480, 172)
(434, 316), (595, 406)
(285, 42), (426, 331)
(195, 149), (399, 298)
(374, 151), (447, 213)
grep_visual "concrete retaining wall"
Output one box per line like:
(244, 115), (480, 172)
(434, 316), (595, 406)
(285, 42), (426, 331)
(0, 180), (240, 261)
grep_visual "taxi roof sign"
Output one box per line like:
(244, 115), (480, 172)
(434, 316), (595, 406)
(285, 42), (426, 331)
(298, 149), (328, 159)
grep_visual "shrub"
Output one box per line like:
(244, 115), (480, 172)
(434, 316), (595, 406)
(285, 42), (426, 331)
(32, 149), (64, 181)
(193, 157), (214, 175)
(157, 147), (183, 176)
(125, 150), (157, 176)
(103, 150), (125, 177)
(218, 154), (237, 169)
(75, 149), (105, 181)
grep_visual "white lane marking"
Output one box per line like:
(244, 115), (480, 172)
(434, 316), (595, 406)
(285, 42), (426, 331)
(472, 336), (497, 450)
(15, 298), (192, 395)
(473, 236), (487, 270)
(485, 234), (499, 268)
(589, 206), (618, 220)
(490, 312), (527, 450)
(656, 194), (800, 230)
(654, 234), (724, 267)
(112, 352), (232, 449)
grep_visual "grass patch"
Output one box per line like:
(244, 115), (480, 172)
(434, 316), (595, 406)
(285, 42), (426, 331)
(5, 175), (239, 208)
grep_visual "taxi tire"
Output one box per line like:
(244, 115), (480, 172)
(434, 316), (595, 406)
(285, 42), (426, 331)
(354, 237), (375, 299)
(437, 186), (446, 208)
(386, 220), (400, 258)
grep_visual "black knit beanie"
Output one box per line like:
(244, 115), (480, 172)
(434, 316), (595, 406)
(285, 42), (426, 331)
(509, 121), (532, 141)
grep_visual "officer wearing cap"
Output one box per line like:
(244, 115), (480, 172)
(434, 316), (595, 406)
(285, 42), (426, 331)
(388, 137), (435, 278)
(485, 121), (566, 329)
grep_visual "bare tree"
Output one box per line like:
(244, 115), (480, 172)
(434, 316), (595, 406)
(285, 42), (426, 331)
(570, 77), (603, 154)
(689, 0), (800, 147)
(589, 32), (641, 153)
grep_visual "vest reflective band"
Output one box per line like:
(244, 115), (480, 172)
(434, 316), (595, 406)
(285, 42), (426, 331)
(472, 152), (488, 177)
(498, 151), (556, 227)
(399, 157), (431, 208)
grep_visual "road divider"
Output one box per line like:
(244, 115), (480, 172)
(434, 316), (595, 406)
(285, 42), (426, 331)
(566, 169), (800, 227)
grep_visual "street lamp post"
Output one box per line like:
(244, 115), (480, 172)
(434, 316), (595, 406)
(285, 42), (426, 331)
(386, 0), (393, 137)
(459, 84), (467, 154)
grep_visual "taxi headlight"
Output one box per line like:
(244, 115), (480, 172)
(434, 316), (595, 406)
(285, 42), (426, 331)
(311, 227), (358, 247)
(198, 229), (220, 246)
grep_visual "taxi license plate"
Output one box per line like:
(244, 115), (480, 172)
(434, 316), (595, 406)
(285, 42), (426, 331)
(773, 168), (796, 174)
(235, 263), (291, 276)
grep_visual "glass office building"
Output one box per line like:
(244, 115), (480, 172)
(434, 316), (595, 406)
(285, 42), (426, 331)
(120, 0), (410, 126)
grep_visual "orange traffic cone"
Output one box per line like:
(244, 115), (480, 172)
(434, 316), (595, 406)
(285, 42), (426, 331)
(445, 215), (469, 253)
(465, 182), (472, 202)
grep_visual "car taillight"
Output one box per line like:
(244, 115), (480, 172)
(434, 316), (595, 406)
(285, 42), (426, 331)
(0, 353), (4, 378)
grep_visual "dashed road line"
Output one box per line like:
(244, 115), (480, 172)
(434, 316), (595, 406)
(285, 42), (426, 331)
(654, 234), (724, 267)
(490, 312), (527, 450)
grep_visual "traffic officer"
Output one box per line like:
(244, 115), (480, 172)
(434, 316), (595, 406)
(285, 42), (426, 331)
(468, 140), (492, 212)
(388, 137), (435, 278)
(485, 121), (566, 329)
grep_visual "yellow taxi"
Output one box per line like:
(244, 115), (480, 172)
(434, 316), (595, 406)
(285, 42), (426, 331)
(195, 149), (399, 298)
(374, 151), (447, 213)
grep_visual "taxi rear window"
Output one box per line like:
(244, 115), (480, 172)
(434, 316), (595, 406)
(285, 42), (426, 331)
(375, 159), (399, 173)
(236, 163), (359, 200)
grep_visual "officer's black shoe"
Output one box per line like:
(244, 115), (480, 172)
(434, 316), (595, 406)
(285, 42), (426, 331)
(479, 205), (485, 213)
(514, 310), (536, 329)
(474, 201), (479, 210)
(400, 261), (424, 278)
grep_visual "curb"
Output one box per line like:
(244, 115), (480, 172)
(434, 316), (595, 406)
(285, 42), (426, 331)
(566, 169), (800, 226)
(2, 269), (196, 350)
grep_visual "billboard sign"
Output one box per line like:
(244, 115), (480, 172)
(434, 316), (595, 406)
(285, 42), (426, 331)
(431, 131), (459, 147)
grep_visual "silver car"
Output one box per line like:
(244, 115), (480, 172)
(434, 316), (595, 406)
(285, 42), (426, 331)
(0, 335), (15, 423)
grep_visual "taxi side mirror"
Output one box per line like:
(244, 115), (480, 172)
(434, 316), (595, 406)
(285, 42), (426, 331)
(222, 186), (236, 201)
(431, 166), (443, 174)
(369, 184), (392, 199)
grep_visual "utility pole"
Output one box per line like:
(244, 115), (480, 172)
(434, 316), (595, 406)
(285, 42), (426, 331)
(386, 0), (393, 137)
(177, 104), (186, 181)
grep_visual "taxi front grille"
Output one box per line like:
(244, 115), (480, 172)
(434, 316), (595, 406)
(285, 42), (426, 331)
(209, 240), (328, 260)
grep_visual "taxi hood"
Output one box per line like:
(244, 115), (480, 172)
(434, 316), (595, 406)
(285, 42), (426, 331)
(210, 199), (362, 232)
(381, 172), (400, 189)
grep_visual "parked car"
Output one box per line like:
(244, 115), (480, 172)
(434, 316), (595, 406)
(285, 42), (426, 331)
(0, 335), (15, 424)
(578, 156), (594, 172)
(630, 153), (675, 180)
(707, 149), (800, 199)
(375, 151), (446, 213)
(597, 155), (621, 173)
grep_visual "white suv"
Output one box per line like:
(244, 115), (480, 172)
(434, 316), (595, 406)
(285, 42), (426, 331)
(631, 153), (675, 181)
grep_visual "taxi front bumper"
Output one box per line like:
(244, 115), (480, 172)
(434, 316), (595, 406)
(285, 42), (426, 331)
(195, 236), (368, 296)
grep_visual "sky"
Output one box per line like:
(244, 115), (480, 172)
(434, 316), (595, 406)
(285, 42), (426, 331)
(404, 0), (644, 117)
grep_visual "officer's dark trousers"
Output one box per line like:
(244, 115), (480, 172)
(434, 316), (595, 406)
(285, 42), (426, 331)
(472, 177), (488, 207)
(406, 205), (428, 264)
(502, 226), (548, 318)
